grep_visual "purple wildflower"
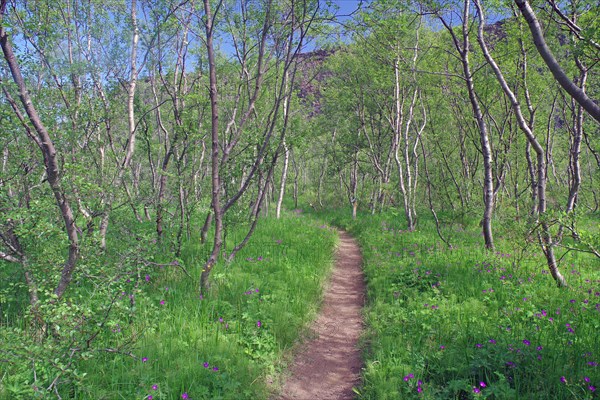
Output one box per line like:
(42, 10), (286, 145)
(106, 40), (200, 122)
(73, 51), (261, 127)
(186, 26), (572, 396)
(152, 384), (158, 390)
(182, 393), (189, 400)
(203, 362), (209, 368)
(257, 320), (262, 328)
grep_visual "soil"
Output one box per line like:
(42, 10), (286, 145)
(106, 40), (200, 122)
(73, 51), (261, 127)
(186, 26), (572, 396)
(276, 230), (365, 400)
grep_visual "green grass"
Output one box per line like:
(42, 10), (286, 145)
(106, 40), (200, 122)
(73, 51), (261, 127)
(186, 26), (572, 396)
(0, 210), (337, 400)
(317, 207), (599, 400)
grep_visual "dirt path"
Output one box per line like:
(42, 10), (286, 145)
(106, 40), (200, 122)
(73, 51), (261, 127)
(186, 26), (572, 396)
(277, 230), (365, 400)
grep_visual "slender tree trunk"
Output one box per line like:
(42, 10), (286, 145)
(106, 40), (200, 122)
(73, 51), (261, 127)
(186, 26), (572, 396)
(439, 1), (494, 249)
(317, 158), (326, 208)
(565, 59), (585, 214)
(200, 0), (223, 291)
(514, 0), (600, 122)
(420, 140), (451, 248)
(0, 5), (80, 299)
(292, 150), (299, 209)
(276, 141), (289, 219)
(200, 211), (213, 244)
(475, 0), (566, 286)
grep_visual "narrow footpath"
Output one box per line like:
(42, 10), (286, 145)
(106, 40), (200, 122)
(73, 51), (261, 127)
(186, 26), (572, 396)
(277, 230), (365, 400)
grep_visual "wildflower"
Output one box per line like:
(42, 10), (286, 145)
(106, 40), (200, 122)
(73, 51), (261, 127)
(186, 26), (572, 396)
(584, 377), (590, 383)
(145, 275), (151, 282)
(476, 343), (483, 348)
(148, 396), (153, 400)
(199, 294), (204, 300)
(219, 317), (223, 323)
(560, 376), (567, 384)
(160, 300), (165, 305)
(489, 339), (496, 344)
(473, 387), (481, 393)
(142, 357), (148, 363)
(439, 345), (445, 350)
(182, 393), (189, 399)
(152, 384), (158, 390)
(480, 382), (486, 388)
(589, 385), (596, 392)
(213, 366), (219, 371)
(203, 362), (209, 368)
(257, 320), (262, 328)
(417, 386), (422, 393)
(523, 339), (531, 346)
(570, 299), (576, 304)
(537, 346), (543, 351)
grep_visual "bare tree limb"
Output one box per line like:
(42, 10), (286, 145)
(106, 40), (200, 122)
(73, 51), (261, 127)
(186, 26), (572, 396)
(514, 0), (600, 122)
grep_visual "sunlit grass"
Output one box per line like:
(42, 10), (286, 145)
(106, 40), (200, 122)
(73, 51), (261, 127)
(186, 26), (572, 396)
(321, 208), (599, 400)
(64, 210), (337, 399)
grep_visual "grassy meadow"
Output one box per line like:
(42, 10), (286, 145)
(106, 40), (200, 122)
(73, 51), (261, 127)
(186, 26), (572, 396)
(0, 209), (338, 399)
(320, 208), (599, 400)
(1, 204), (599, 399)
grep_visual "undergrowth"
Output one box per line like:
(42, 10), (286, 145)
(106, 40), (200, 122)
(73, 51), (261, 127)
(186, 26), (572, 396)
(0, 209), (337, 399)
(320, 208), (599, 400)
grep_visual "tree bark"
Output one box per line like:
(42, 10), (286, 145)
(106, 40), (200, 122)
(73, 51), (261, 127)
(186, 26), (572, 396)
(0, 2), (80, 299)
(276, 141), (289, 219)
(475, 0), (566, 286)
(439, 0), (494, 250)
(200, 0), (223, 291)
(513, 0), (600, 122)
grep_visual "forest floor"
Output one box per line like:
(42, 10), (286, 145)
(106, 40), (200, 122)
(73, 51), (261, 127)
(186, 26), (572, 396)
(275, 230), (365, 400)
